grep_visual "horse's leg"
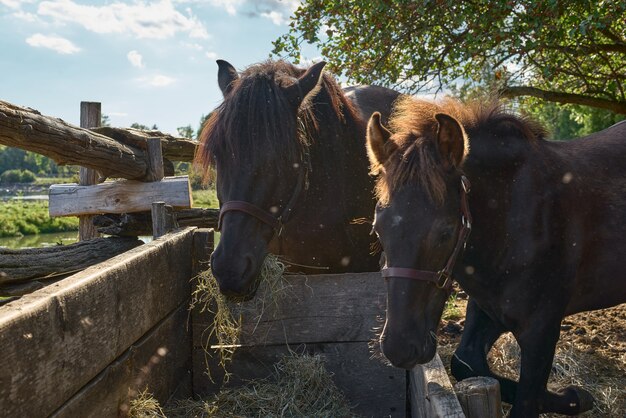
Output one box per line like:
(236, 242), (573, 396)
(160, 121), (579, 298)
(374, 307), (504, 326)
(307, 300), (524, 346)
(511, 317), (593, 417)
(451, 298), (520, 404)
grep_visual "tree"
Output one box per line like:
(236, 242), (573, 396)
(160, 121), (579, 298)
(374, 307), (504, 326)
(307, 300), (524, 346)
(130, 123), (159, 131)
(274, 0), (626, 114)
(177, 125), (194, 139)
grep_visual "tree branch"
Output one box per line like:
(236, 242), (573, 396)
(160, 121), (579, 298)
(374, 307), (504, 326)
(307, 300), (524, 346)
(500, 86), (626, 114)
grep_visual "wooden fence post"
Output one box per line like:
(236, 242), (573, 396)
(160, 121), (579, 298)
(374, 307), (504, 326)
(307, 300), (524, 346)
(454, 376), (502, 418)
(151, 202), (167, 239)
(410, 353), (465, 418)
(78, 101), (101, 241)
(145, 137), (165, 182)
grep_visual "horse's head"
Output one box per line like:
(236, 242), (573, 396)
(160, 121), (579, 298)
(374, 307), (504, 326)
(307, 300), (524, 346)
(366, 98), (470, 368)
(195, 59), (326, 299)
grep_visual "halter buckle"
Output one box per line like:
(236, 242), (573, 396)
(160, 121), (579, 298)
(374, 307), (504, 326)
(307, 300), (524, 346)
(461, 175), (471, 193)
(436, 270), (453, 289)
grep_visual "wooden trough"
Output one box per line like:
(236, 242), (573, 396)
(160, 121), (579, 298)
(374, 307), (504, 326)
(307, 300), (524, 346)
(0, 227), (484, 417)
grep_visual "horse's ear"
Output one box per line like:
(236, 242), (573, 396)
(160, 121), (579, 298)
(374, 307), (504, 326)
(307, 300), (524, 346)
(367, 112), (396, 173)
(283, 61), (326, 107)
(217, 59), (239, 97)
(435, 113), (466, 169)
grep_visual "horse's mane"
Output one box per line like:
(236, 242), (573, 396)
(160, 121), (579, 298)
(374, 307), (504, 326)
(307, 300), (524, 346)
(376, 96), (547, 205)
(196, 60), (353, 180)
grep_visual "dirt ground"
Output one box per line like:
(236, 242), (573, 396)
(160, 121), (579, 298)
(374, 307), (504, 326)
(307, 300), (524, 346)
(437, 292), (626, 417)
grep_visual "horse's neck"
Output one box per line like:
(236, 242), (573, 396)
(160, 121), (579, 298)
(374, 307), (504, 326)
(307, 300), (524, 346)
(306, 96), (372, 205)
(459, 139), (552, 280)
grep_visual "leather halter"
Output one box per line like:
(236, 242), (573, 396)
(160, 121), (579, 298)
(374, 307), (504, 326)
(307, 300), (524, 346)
(216, 157), (310, 236)
(381, 176), (472, 293)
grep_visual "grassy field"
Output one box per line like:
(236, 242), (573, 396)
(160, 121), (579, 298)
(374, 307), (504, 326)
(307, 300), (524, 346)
(0, 200), (79, 237)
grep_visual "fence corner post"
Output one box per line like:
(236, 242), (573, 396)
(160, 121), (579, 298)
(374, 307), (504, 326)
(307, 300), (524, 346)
(78, 101), (101, 241)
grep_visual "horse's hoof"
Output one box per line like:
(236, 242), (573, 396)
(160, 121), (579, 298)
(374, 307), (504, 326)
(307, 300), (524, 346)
(560, 385), (594, 414)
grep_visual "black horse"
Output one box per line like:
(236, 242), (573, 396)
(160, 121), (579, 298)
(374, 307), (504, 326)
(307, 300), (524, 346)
(195, 59), (400, 299)
(366, 96), (626, 417)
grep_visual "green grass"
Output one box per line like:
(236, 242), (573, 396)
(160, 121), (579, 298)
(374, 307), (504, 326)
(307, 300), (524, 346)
(192, 186), (218, 208)
(442, 293), (464, 321)
(35, 177), (75, 186)
(0, 201), (79, 237)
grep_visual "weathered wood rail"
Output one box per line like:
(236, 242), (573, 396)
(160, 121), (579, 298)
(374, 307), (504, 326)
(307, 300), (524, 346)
(0, 236), (142, 285)
(0, 100), (197, 181)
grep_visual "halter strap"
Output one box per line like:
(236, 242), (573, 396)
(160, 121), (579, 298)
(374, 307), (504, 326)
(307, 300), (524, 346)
(381, 175), (472, 293)
(217, 155), (310, 236)
(218, 201), (281, 231)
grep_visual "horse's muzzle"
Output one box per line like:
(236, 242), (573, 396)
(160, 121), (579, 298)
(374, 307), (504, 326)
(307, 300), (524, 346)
(210, 250), (262, 299)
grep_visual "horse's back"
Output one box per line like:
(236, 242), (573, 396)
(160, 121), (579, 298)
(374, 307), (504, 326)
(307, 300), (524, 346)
(343, 85), (401, 124)
(559, 121), (626, 313)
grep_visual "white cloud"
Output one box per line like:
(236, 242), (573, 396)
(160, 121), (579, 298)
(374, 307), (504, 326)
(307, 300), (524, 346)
(127, 50), (144, 68)
(13, 10), (38, 21)
(138, 74), (176, 87)
(198, 0), (298, 22)
(205, 51), (218, 60)
(0, 0), (32, 9)
(25, 33), (80, 54)
(37, 0), (209, 40)
(260, 10), (286, 25)
(205, 0), (244, 15)
(182, 42), (203, 51)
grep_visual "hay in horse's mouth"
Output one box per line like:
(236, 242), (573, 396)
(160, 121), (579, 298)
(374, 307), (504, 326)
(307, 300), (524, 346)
(189, 253), (289, 381)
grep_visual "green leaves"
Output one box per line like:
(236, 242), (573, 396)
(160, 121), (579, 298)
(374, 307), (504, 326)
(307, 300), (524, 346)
(274, 0), (626, 113)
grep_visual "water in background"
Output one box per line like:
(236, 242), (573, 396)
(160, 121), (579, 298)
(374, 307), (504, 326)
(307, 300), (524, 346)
(0, 231), (78, 249)
(0, 232), (153, 249)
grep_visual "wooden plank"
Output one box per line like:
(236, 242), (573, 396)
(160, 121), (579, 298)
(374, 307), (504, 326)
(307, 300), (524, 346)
(193, 341), (406, 418)
(0, 100), (149, 180)
(410, 353), (465, 418)
(0, 228), (195, 418)
(192, 272), (387, 347)
(51, 303), (192, 418)
(49, 175), (192, 217)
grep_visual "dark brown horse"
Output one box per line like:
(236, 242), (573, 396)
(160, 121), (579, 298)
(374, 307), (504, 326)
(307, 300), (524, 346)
(195, 59), (400, 299)
(366, 96), (626, 417)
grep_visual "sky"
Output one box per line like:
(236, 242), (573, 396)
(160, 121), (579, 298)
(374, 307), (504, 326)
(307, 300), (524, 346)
(0, 0), (320, 135)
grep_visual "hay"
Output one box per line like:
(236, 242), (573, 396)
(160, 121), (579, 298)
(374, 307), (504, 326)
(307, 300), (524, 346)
(130, 354), (355, 418)
(487, 333), (625, 417)
(128, 389), (166, 418)
(190, 254), (290, 380)
(438, 297), (625, 417)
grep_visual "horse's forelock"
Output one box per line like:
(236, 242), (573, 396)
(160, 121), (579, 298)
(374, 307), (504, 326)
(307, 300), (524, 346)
(196, 60), (354, 185)
(196, 61), (309, 178)
(376, 96), (544, 206)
